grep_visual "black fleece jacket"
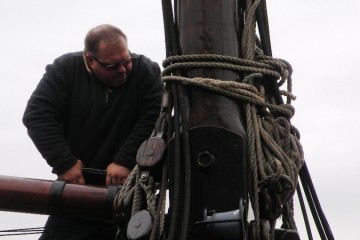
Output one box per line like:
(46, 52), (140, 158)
(23, 51), (163, 174)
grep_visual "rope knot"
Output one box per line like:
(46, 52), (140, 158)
(271, 104), (295, 120)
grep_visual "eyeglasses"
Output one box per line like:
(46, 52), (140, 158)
(92, 53), (134, 71)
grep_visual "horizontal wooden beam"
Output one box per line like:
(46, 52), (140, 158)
(0, 175), (119, 221)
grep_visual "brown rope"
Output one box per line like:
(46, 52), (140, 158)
(162, 51), (304, 240)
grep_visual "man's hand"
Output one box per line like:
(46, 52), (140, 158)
(106, 163), (131, 186)
(58, 159), (85, 184)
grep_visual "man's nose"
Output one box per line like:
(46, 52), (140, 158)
(116, 64), (126, 73)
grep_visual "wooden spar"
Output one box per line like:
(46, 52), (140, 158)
(0, 175), (117, 221)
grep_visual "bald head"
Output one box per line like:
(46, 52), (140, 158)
(84, 24), (127, 56)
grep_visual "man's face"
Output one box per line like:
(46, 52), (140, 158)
(87, 37), (133, 88)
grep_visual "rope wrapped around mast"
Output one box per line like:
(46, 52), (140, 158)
(162, 52), (304, 239)
(113, 51), (304, 240)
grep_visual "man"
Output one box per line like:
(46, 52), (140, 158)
(23, 24), (163, 239)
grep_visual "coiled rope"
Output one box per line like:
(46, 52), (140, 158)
(113, 0), (305, 239)
(113, 166), (156, 224)
(112, 52), (304, 240)
(162, 53), (304, 239)
(113, 136), (168, 239)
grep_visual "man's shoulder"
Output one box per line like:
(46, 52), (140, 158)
(132, 53), (159, 68)
(131, 53), (161, 79)
(55, 51), (84, 63)
(49, 51), (87, 74)
(45, 51), (88, 82)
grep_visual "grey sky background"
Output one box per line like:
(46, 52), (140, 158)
(0, 0), (359, 239)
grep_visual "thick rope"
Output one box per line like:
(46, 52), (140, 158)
(130, 171), (156, 217)
(114, 1), (303, 239)
(113, 116), (168, 239)
(242, 0), (262, 61)
(113, 52), (302, 239)
(161, 76), (294, 117)
(242, 0), (301, 238)
(113, 165), (156, 221)
(162, 53), (304, 240)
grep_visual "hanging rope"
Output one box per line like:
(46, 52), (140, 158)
(113, 106), (169, 239)
(161, 52), (304, 240)
(113, 0), (334, 239)
(113, 165), (156, 220)
(0, 227), (44, 237)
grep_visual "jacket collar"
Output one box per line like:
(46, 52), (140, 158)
(83, 52), (92, 73)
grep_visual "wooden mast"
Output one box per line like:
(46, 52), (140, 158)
(167, 0), (248, 238)
(178, 0), (245, 131)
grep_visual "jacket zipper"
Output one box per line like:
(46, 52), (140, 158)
(105, 87), (112, 103)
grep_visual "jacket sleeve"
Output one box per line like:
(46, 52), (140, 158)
(23, 58), (77, 174)
(112, 60), (164, 169)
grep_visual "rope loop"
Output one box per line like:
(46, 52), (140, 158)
(161, 51), (304, 239)
(114, 42), (302, 240)
(113, 165), (157, 222)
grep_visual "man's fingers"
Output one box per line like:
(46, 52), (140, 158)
(106, 175), (111, 186)
(78, 175), (86, 185)
(105, 175), (125, 186)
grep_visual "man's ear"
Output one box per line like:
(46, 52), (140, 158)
(83, 52), (93, 71)
(84, 53), (92, 62)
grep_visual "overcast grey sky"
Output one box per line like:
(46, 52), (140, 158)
(0, 0), (359, 239)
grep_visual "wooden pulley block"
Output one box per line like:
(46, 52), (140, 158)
(136, 134), (166, 168)
(127, 210), (153, 240)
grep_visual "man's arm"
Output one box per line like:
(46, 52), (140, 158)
(109, 58), (164, 183)
(23, 57), (78, 176)
(106, 163), (131, 186)
(58, 159), (85, 184)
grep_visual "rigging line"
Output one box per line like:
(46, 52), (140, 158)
(150, 105), (168, 240)
(150, 155), (168, 240)
(255, 1), (333, 237)
(0, 227), (44, 232)
(0, 225), (79, 237)
(163, 54), (278, 70)
(255, 4), (333, 236)
(178, 84), (192, 240)
(0, 232), (42, 237)
(161, 0), (180, 57)
(255, 0), (272, 57)
(0, 227), (44, 236)
(249, 3), (333, 239)
(300, 172), (327, 240)
(167, 83), (184, 240)
(161, 0), (185, 239)
(296, 183), (314, 240)
(300, 163), (334, 240)
(0, 225), (87, 237)
(254, 0), (283, 106)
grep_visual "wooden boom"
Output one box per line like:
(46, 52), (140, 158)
(0, 175), (119, 221)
